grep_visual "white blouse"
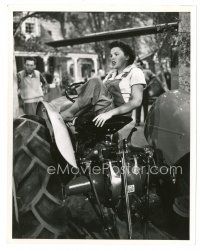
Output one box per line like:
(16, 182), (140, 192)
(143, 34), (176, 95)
(103, 64), (146, 103)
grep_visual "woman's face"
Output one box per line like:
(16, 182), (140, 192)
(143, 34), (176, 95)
(110, 47), (129, 71)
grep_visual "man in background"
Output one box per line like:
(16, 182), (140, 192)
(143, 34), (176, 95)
(17, 57), (47, 115)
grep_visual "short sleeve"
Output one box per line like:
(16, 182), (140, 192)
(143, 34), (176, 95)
(129, 68), (146, 88)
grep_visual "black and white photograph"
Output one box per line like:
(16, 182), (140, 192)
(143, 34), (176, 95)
(6, 2), (197, 243)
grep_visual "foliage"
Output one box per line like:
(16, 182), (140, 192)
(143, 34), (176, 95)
(14, 32), (53, 52)
(65, 12), (154, 68)
(14, 12), (66, 52)
(152, 12), (179, 59)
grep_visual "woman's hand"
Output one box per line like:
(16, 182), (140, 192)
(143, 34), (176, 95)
(93, 110), (114, 127)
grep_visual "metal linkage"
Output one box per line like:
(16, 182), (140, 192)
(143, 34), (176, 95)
(143, 146), (155, 239)
(85, 163), (117, 239)
(121, 139), (133, 239)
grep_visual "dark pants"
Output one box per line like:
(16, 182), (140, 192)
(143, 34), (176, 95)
(62, 77), (131, 121)
(76, 78), (115, 115)
(136, 92), (149, 124)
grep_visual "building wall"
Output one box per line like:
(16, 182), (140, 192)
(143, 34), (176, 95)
(20, 17), (64, 41)
(21, 17), (41, 37)
(40, 19), (64, 41)
(15, 51), (98, 83)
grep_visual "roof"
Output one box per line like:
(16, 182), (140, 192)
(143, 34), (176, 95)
(46, 22), (178, 48)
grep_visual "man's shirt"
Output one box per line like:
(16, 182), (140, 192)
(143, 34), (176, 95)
(17, 70), (47, 102)
(17, 70), (47, 88)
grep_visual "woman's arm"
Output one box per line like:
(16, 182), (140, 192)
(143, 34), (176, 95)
(93, 84), (143, 127)
(111, 84), (143, 115)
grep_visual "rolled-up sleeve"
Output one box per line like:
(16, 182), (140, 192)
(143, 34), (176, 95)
(129, 68), (146, 88)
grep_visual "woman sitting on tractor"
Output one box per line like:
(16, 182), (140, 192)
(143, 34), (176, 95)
(61, 41), (146, 127)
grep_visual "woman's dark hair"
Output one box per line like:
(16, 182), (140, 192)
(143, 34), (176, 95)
(109, 41), (136, 66)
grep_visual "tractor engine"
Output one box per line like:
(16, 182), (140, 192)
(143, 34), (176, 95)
(65, 129), (148, 216)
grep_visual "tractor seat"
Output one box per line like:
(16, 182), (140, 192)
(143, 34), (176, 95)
(75, 114), (132, 135)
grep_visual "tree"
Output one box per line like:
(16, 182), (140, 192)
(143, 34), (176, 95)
(151, 12), (179, 88)
(65, 12), (154, 70)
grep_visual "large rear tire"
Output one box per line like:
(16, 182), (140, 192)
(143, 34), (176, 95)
(13, 115), (91, 238)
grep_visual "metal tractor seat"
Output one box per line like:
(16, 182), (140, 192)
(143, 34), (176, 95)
(75, 114), (132, 135)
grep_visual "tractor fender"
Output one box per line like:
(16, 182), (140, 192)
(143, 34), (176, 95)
(144, 89), (190, 166)
(36, 101), (78, 169)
